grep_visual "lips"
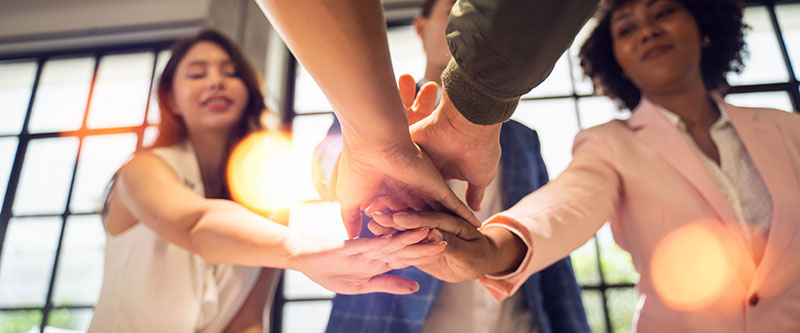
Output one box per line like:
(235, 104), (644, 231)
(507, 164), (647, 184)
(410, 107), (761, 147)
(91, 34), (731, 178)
(641, 44), (674, 61)
(202, 96), (233, 111)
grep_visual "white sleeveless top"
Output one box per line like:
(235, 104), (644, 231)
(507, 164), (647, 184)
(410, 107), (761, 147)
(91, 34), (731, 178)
(89, 142), (261, 333)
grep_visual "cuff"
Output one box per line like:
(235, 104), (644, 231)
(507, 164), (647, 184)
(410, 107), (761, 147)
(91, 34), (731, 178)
(480, 222), (532, 280)
(441, 58), (520, 125)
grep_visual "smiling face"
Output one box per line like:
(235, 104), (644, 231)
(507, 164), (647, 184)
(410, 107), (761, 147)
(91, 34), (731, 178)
(610, 0), (706, 96)
(170, 41), (249, 136)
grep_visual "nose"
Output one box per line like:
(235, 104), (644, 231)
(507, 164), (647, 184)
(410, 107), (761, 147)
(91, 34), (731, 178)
(207, 68), (225, 91)
(638, 20), (663, 44)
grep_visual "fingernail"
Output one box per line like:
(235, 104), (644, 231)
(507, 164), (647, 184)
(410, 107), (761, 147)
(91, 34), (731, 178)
(411, 283), (420, 292)
(371, 210), (384, 217)
(421, 227), (430, 233)
(430, 229), (444, 242)
(439, 241), (448, 247)
(382, 233), (393, 239)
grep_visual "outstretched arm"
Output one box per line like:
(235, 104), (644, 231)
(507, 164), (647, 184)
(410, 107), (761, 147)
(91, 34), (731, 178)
(110, 153), (445, 294)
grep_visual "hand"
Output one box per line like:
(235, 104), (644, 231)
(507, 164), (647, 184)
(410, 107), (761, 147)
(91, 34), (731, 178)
(335, 76), (479, 238)
(286, 227), (446, 294)
(370, 211), (527, 282)
(397, 74), (437, 126)
(409, 89), (503, 211)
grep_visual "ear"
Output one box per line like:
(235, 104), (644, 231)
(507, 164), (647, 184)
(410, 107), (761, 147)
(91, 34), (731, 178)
(413, 18), (425, 40)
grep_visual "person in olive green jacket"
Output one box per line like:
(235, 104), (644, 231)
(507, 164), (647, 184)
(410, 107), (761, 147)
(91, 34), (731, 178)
(254, 0), (598, 238)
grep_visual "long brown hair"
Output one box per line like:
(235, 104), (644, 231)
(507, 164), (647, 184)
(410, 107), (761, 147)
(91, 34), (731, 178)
(102, 29), (267, 218)
(153, 29), (267, 148)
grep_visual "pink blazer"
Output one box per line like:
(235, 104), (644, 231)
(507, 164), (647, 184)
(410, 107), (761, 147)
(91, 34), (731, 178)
(481, 97), (800, 332)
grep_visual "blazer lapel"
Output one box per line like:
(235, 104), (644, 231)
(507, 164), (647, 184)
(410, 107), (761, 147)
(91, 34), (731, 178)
(629, 100), (740, 226)
(726, 104), (800, 290)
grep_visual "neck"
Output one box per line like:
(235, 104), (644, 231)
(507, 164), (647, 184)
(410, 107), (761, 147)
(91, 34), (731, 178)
(188, 130), (231, 195)
(422, 60), (447, 85)
(644, 78), (718, 130)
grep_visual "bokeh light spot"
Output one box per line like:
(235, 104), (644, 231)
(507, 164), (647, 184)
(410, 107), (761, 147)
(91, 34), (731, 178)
(651, 222), (734, 311)
(227, 131), (293, 222)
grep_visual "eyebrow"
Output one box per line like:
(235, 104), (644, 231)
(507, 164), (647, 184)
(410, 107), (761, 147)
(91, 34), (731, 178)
(611, 0), (665, 23)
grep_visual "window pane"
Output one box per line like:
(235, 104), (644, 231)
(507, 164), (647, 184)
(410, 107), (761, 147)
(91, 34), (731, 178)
(0, 61), (37, 135)
(28, 57), (95, 134)
(70, 133), (137, 213)
(511, 98), (579, 178)
(0, 310), (42, 333)
(142, 125), (159, 148)
(572, 237), (601, 286)
(571, 17), (599, 96)
(725, 91), (794, 111)
(294, 65), (333, 114)
(776, 3), (800, 79)
(577, 96), (630, 129)
(727, 6), (789, 85)
(0, 138), (18, 209)
(282, 301), (332, 333)
(606, 288), (637, 333)
(12, 137), (79, 215)
(523, 52), (574, 98)
(387, 25), (426, 83)
(51, 215), (105, 306)
(597, 224), (638, 285)
(87, 52), (155, 129)
(285, 202), (342, 300)
(292, 113), (335, 202)
(147, 50), (172, 125)
(0, 217), (62, 307)
(581, 290), (607, 333)
(289, 202), (346, 242)
(47, 308), (94, 332)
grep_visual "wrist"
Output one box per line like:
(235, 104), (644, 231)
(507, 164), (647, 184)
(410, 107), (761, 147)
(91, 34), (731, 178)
(482, 226), (526, 276)
(435, 90), (502, 143)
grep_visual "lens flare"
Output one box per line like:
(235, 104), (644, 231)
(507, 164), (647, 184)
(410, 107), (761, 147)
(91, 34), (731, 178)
(650, 222), (734, 311)
(227, 131), (293, 223)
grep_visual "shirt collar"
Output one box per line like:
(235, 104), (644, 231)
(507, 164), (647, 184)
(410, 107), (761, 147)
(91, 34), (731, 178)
(653, 97), (731, 132)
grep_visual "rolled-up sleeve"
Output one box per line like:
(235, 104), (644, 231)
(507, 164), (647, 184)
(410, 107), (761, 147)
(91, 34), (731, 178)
(443, 0), (598, 125)
(479, 129), (621, 301)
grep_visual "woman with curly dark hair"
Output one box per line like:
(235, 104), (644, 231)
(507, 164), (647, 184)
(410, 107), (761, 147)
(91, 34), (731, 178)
(367, 0), (800, 330)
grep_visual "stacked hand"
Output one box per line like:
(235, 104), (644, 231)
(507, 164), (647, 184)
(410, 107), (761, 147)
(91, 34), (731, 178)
(287, 227), (447, 294)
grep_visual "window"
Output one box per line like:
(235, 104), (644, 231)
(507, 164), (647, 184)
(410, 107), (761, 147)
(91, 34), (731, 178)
(0, 46), (171, 332)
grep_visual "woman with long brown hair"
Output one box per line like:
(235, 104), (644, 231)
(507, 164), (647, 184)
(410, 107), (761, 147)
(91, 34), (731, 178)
(89, 29), (444, 332)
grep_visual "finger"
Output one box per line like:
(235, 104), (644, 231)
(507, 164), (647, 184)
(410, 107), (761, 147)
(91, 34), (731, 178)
(440, 190), (481, 228)
(387, 241), (447, 260)
(359, 275), (420, 295)
(343, 227), (429, 255)
(340, 203), (364, 239)
(371, 210), (406, 231)
(413, 82), (438, 119)
(466, 183), (488, 212)
(398, 74), (417, 110)
(393, 211), (482, 240)
(367, 218), (398, 236)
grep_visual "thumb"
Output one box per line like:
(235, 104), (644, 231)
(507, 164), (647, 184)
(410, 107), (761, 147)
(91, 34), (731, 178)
(465, 183), (487, 214)
(340, 203), (363, 239)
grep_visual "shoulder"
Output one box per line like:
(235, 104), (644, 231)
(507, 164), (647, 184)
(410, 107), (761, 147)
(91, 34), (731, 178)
(118, 151), (180, 186)
(727, 104), (800, 130)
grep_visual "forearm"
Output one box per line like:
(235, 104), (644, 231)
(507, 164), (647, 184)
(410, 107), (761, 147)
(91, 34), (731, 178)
(444, 0), (598, 124)
(189, 199), (304, 268)
(255, 0), (410, 147)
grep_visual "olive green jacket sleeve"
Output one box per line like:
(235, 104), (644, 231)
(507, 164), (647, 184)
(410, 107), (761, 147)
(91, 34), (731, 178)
(442, 0), (598, 125)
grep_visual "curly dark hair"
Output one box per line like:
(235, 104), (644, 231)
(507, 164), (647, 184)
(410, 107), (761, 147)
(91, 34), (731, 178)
(579, 0), (748, 110)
